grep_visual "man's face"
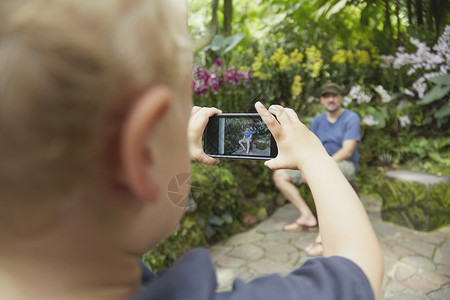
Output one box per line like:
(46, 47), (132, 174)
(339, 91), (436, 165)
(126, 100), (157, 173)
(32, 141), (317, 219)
(320, 92), (343, 113)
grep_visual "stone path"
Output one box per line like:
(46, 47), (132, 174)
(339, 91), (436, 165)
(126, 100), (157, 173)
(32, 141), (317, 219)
(208, 195), (450, 299)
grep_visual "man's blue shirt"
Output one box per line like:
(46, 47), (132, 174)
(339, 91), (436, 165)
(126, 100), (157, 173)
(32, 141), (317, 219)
(310, 109), (361, 170)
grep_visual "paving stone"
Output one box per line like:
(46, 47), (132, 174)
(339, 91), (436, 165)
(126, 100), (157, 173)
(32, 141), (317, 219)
(209, 245), (233, 262)
(271, 204), (300, 223)
(384, 292), (427, 300)
(381, 243), (402, 261)
(228, 244), (264, 261)
(248, 258), (292, 276)
(440, 238), (450, 251)
(416, 232), (446, 245)
(436, 264), (450, 277)
(216, 255), (245, 268)
(215, 268), (239, 290)
(288, 251), (301, 267)
(391, 245), (418, 257)
(385, 238), (399, 247)
(211, 194), (450, 299)
(388, 262), (416, 281)
(418, 270), (450, 286)
(401, 256), (436, 271)
(433, 247), (450, 266)
(428, 283), (450, 300)
(225, 231), (265, 247)
(384, 279), (407, 294)
(360, 195), (382, 214)
(438, 226), (450, 234)
(404, 274), (441, 294)
(263, 231), (298, 244)
(215, 267), (257, 291)
(395, 230), (425, 244)
(254, 218), (283, 233)
(262, 243), (299, 263)
(372, 220), (398, 238)
(291, 232), (317, 249)
(384, 258), (397, 276)
(402, 239), (435, 258)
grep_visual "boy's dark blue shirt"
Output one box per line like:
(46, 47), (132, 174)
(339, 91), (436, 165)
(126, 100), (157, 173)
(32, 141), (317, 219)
(131, 248), (373, 300)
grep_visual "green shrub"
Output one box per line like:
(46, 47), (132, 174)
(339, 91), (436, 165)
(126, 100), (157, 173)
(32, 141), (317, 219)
(142, 163), (243, 271)
(380, 178), (450, 231)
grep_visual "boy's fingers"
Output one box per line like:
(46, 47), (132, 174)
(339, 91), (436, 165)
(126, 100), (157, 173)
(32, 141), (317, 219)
(268, 105), (292, 125)
(285, 108), (301, 124)
(198, 152), (220, 165)
(255, 102), (281, 137)
(264, 157), (283, 170)
(191, 106), (202, 116)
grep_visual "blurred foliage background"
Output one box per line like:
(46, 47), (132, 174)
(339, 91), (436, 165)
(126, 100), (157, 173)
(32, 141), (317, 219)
(143, 0), (449, 271)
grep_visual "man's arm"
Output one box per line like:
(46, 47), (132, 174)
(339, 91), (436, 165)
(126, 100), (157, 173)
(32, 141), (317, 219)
(331, 140), (357, 162)
(256, 102), (383, 300)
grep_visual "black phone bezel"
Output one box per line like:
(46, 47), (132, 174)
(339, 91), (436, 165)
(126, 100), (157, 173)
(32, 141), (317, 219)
(203, 113), (278, 160)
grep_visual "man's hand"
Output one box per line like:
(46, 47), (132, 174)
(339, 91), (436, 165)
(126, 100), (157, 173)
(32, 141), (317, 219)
(188, 106), (222, 165)
(331, 140), (357, 162)
(255, 102), (328, 171)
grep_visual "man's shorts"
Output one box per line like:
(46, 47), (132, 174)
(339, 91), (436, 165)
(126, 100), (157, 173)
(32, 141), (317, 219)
(283, 160), (356, 185)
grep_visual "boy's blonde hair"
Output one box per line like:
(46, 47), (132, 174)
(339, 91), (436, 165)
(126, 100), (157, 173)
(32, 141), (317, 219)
(0, 0), (192, 218)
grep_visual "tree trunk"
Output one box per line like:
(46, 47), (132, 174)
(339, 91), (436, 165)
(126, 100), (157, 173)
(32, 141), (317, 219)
(395, 3), (401, 46)
(223, 0), (233, 36)
(407, 0), (412, 25)
(384, 0), (394, 40)
(431, 0), (448, 34)
(416, 0), (423, 26)
(194, 0), (219, 52)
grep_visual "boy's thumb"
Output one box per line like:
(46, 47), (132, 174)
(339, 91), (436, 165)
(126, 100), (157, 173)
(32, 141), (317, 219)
(264, 158), (282, 170)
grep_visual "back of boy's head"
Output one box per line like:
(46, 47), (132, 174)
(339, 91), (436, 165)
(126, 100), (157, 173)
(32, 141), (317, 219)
(0, 0), (192, 231)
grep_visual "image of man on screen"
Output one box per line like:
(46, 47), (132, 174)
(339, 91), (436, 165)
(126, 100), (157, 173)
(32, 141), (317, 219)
(239, 126), (253, 154)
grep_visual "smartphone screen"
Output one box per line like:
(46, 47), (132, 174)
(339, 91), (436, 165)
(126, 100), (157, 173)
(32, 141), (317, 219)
(204, 113), (278, 160)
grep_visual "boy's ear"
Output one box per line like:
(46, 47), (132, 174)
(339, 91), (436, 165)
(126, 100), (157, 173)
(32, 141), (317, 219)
(120, 86), (172, 203)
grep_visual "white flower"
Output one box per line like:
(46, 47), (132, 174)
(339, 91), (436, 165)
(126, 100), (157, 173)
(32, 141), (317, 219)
(401, 88), (415, 97)
(348, 85), (372, 104)
(343, 96), (352, 106)
(398, 116), (411, 127)
(374, 85), (393, 103)
(362, 115), (379, 126)
(412, 77), (427, 98)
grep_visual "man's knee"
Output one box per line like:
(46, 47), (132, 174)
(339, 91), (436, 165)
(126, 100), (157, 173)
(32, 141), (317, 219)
(337, 160), (356, 181)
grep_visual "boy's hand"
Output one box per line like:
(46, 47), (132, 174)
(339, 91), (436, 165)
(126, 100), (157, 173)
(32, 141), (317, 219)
(255, 102), (328, 171)
(188, 106), (222, 165)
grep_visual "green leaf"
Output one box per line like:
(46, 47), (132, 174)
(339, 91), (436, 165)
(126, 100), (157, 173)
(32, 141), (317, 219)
(429, 152), (443, 163)
(221, 213), (233, 224)
(208, 215), (224, 226)
(210, 35), (226, 51)
(325, 0), (348, 19)
(428, 74), (450, 86)
(434, 103), (450, 119)
(418, 86), (450, 105)
(220, 33), (245, 55)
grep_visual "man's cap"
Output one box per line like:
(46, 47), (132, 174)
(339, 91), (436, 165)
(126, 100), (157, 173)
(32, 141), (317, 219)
(317, 83), (344, 97)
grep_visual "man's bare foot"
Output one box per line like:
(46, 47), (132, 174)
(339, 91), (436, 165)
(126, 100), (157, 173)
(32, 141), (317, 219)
(295, 215), (317, 227)
(283, 222), (318, 232)
(305, 234), (323, 256)
(283, 216), (318, 232)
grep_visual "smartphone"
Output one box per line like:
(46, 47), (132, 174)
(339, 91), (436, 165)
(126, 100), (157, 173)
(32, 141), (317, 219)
(203, 113), (278, 160)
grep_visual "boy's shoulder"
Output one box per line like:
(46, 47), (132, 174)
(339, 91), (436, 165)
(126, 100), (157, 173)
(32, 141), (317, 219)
(133, 249), (373, 300)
